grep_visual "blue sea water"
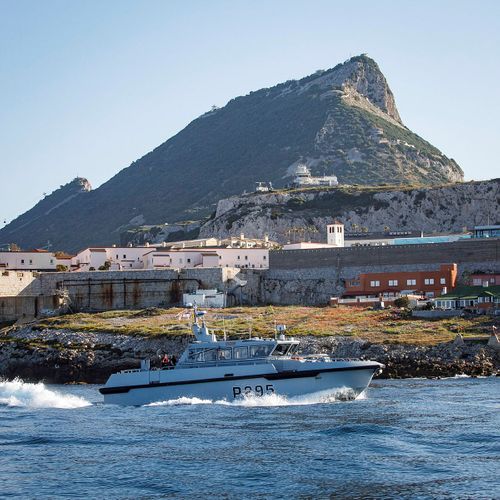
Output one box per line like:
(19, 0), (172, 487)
(0, 377), (498, 499)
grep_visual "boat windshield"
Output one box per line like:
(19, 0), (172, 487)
(272, 343), (297, 356)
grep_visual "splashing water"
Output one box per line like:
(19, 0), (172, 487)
(0, 379), (91, 409)
(145, 387), (365, 408)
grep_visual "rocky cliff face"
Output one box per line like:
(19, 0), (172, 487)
(199, 179), (499, 243)
(1, 55), (463, 252)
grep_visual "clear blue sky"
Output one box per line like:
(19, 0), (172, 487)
(1, 0), (499, 227)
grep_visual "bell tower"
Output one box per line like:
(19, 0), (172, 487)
(326, 221), (344, 247)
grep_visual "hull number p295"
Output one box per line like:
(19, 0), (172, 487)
(232, 384), (274, 398)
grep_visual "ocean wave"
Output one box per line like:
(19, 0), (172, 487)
(0, 379), (91, 409)
(144, 387), (365, 408)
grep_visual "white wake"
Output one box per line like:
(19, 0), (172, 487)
(145, 387), (365, 407)
(0, 379), (91, 409)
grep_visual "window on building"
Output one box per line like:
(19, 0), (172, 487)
(245, 256), (248, 260)
(407, 279), (416, 286)
(440, 278), (446, 285)
(424, 278), (435, 285)
(388, 279), (398, 286)
(50, 259), (54, 264)
(29, 260), (33, 264)
(21, 259), (24, 264)
(370, 280), (380, 287)
(123, 254), (126, 259)
(263, 255), (267, 260)
(116, 254), (119, 259)
(129, 264), (132, 268)
(187, 258), (191, 263)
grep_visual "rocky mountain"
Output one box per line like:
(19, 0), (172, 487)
(0, 178), (91, 249)
(1, 55), (463, 252)
(199, 179), (499, 243)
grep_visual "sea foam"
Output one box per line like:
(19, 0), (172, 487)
(144, 387), (365, 408)
(0, 379), (91, 409)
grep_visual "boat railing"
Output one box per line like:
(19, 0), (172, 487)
(300, 354), (362, 362)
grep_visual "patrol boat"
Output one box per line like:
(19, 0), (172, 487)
(99, 308), (383, 405)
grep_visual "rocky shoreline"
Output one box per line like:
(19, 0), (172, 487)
(0, 325), (498, 384)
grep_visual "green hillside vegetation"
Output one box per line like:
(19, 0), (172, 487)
(29, 306), (497, 346)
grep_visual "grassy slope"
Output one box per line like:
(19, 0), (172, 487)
(31, 306), (497, 346)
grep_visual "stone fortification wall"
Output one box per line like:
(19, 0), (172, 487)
(270, 239), (499, 269)
(1, 240), (498, 319)
(262, 239), (500, 305)
(37, 268), (242, 312)
(0, 272), (48, 322)
(0, 271), (42, 297)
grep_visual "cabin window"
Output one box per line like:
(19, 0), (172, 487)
(234, 346), (248, 359)
(217, 348), (232, 360)
(187, 349), (204, 362)
(249, 345), (273, 358)
(204, 349), (217, 361)
(272, 343), (291, 356)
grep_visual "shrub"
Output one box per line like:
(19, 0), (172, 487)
(394, 296), (410, 308)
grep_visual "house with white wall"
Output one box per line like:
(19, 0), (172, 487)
(141, 247), (269, 270)
(72, 246), (150, 271)
(215, 248), (268, 268)
(72, 243), (270, 271)
(0, 250), (57, 271)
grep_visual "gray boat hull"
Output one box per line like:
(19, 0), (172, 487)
(101, 365), (379, 406)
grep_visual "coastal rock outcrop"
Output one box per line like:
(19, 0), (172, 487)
(1, 327), (497, 384)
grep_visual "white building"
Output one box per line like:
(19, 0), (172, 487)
(72, 245), (270, 271)
(326, 221), (344, 247)
(0, 250), (57, 271)
(292, 164), (338, 188)
(141, 247), (269, 270)
(182, 289), (227, 308)
(72, 246), (151, 271)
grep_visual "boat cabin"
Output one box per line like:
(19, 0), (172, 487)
(179, 339), (299, 366)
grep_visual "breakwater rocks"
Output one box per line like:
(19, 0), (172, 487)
(0, 327), (498, 384)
